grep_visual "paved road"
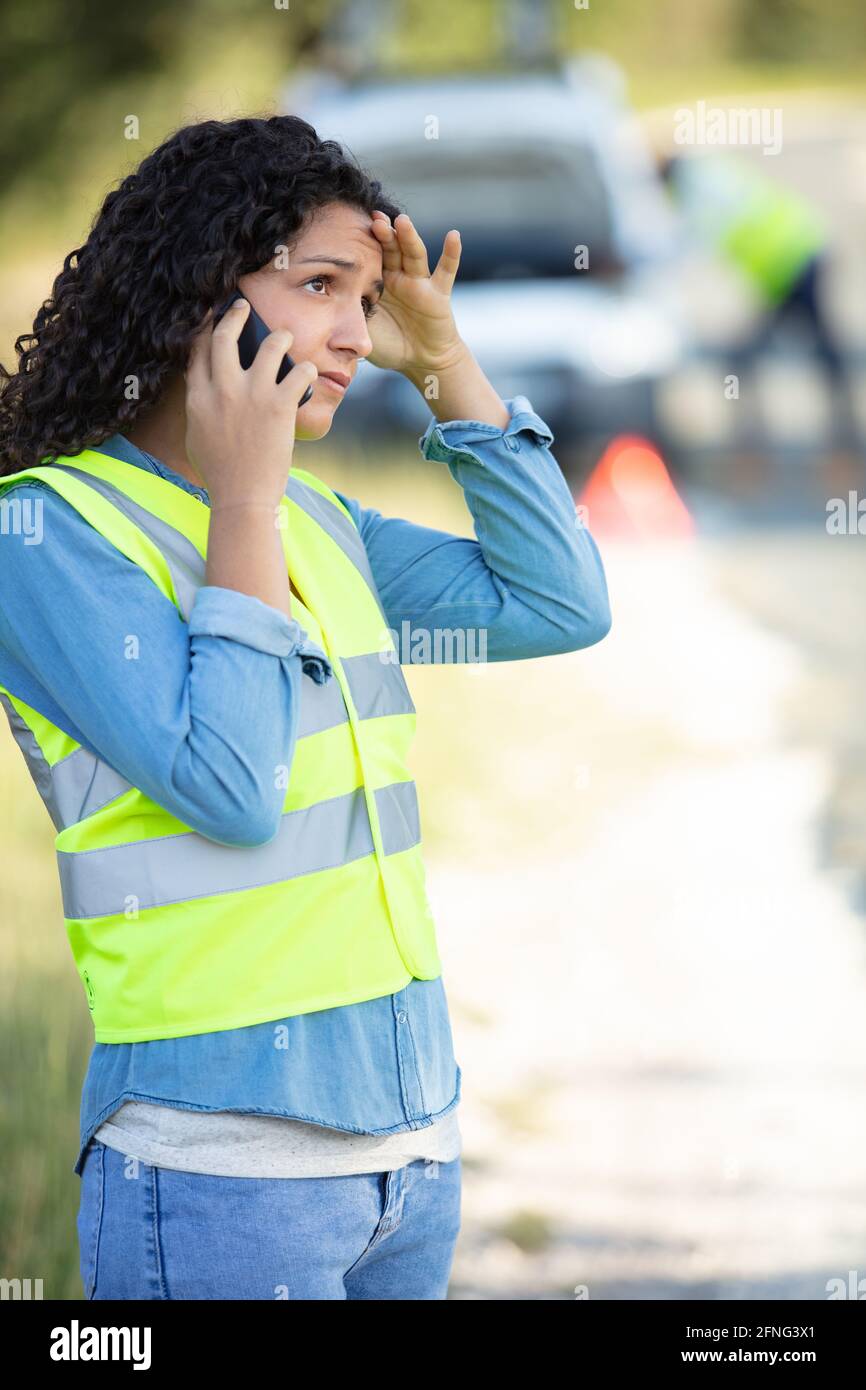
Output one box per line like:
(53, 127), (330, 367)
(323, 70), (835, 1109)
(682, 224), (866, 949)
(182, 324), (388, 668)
(423, 529), (866, 1299)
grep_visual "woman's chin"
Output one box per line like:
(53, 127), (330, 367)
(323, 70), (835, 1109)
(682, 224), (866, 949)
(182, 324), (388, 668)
(295, 405), (335, 442)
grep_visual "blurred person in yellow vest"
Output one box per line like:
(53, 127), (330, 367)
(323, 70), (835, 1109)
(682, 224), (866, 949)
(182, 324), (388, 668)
(660, 150), (859, 459)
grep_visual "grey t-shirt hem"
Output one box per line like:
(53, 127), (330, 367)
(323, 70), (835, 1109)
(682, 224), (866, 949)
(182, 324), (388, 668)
(92, 1100), (462, 1178)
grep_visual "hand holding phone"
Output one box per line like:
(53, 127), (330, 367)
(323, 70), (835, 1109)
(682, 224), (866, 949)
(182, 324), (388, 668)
(212, 289), (314, 405)
(184, 294), (318, 509)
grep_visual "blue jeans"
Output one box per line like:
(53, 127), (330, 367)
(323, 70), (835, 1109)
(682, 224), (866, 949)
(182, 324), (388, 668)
(77, 1139), (462, 1300)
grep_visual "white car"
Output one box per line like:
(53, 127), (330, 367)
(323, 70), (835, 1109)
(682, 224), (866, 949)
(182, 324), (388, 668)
(285, 56), (689, 479)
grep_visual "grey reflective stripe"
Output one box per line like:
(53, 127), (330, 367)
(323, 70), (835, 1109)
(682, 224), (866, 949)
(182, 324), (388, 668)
(341, 651), (416, 719)
(286, 478), (388, 621)
(1, 692), (64, 830)
(51, 747), (133, 827)
(295, 676), (349, 737)
(54, 464), (387, 626)
(0, 692), (132, 831)
(50, 466), (204, 622)
(375, 779), (421, 852)
(57, 779), (420, 920)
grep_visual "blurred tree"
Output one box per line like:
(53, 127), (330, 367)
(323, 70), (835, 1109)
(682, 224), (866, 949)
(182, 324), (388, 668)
(734, 0), (866, 62)
(0, 0), (175, 193)
(0, 0), (863, 229)
(0, 0), (344, 197)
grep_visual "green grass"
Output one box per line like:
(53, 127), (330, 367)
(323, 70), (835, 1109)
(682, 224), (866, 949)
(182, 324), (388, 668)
(0, 747), (92, 1297)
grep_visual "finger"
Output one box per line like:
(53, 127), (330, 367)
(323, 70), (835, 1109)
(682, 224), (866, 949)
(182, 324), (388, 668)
(393, 212), (429, 277)
(277, 358), (319, 410)
(248, 326), (299, 385)
(430, 229), (462, 296)
(186, 306), (216, 387)
(371, 214), (402, 274)
(210, 297), (251, 382)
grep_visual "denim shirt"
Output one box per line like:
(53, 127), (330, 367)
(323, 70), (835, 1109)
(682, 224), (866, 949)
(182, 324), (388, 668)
(0, 397), (611, 1176)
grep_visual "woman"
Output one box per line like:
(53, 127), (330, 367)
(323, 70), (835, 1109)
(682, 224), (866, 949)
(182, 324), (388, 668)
(0, 115), (611, 1300)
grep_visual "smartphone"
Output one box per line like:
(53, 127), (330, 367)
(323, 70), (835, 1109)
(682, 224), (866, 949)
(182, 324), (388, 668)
(211, 289), (314, 405)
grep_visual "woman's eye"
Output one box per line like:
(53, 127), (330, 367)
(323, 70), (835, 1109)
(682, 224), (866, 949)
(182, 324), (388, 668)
(304, 275), (379, 319)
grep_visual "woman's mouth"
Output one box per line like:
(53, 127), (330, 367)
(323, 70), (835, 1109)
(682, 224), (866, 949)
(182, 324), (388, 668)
(318, 372), (350, 396)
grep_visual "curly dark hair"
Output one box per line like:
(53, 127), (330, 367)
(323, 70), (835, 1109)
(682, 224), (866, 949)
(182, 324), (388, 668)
(0, 114), (402, 475)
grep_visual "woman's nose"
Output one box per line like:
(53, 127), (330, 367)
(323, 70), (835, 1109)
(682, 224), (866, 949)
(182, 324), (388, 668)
(333, 311), (374, 359)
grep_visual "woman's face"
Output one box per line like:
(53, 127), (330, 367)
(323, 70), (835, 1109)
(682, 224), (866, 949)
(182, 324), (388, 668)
(237, 201), (385, 441)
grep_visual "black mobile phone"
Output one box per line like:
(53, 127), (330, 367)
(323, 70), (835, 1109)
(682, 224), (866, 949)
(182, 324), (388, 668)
(211, 289), (314, 405)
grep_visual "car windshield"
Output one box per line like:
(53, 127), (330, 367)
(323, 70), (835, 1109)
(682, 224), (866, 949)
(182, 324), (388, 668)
(365, 140), (618, 279)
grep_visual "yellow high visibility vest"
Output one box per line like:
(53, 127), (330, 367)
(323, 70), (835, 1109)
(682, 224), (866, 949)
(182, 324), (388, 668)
(0, 450), (442, 1042)
(672, 153), (826, 304)
(721, 181), (825, 303)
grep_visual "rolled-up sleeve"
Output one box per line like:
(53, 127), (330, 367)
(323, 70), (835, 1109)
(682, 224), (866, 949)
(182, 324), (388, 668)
(332, 395), (612, 662)
(188, 585), (334, 685)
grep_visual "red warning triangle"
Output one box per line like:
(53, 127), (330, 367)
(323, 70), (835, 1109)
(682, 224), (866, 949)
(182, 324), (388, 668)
(577, 435), (694, 539)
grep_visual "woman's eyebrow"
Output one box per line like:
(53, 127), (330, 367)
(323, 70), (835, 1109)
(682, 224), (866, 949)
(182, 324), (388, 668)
(296, 255), (384, 296)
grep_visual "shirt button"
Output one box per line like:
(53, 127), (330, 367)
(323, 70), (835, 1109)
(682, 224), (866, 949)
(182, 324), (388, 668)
(396, 1011), (407, 1024)
(505, 435), (520, 452)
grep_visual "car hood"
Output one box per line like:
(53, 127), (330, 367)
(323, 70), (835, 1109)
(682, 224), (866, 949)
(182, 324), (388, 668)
(440, 277), (685, 380)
